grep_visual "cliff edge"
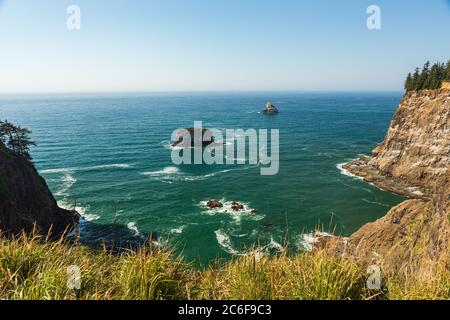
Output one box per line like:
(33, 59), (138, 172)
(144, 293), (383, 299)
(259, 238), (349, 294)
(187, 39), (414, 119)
(0, 143), (79, 236)
(322, 89), (450, 277)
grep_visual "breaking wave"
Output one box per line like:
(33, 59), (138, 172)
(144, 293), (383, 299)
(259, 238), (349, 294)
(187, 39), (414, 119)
(336, 162), (363, 181)
(58, 200), (100, 222)
(214, 229), (284, 257)
(199, 199), (264, 223)
(127, 222), (140, 236)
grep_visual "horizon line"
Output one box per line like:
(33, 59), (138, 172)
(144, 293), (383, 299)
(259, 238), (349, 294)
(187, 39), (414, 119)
(0, 89), (404, 96)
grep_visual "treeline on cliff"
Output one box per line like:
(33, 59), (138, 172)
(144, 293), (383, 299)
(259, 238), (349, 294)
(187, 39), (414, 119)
(404, 60), (450, 91)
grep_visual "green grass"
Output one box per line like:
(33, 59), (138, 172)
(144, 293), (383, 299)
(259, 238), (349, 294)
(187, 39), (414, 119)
(0, 232), (448, 300)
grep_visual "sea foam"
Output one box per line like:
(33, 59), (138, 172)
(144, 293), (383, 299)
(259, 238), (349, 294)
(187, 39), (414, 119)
(127, 222), (140, 236)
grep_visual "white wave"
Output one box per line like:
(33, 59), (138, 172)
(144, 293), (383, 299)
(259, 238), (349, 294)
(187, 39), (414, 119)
(141, 166), (181, 176)
(298, 231), (332, 251)
(55, 173), (77, 196)
(199, 199), (263, 222)
(269, 237), (284, 251)
(170, 225), (186, 234)
(89, 164), (131, 170)
(58, 201), (100, 222)
(127, 222), (140, 236)
(141, 166), (247, 183)
(215, 229), (239, 255)
(40, 164), (131, 174)
(361, 198), (390, 207)
(160, 140), (173, 150)
(182, 169), (232, 181)
(40, 168), (72, 174)
(214, 230), (284, 257)
(336, 162), (363, 181)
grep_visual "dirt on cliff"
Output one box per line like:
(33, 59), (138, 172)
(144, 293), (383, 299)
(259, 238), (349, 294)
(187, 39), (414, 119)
(0, 143), (79, 236)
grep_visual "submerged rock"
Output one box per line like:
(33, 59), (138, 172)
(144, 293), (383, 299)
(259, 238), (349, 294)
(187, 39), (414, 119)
(262, 102), (279, 115)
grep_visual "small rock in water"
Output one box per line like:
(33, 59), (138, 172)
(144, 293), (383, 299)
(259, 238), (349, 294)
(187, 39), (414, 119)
(207, 200), (223, 209)
(231, 201), (244, 211)
(262, 102), (279, 115)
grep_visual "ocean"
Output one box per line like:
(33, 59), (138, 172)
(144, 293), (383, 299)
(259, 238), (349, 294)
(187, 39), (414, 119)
(0, 92), (405, 264)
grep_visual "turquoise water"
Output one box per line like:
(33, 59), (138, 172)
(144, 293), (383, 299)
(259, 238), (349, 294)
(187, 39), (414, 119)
(0, 92), (404, 263)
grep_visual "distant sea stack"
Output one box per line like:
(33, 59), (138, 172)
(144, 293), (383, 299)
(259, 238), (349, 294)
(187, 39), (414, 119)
(262, 102), (279, 115)
(0, 143), (79, 236)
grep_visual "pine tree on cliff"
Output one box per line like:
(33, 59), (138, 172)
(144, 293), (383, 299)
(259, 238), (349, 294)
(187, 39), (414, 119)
(404, 73), (413, 91)
(411, 67), (421, 90)
(0, 120), (36, 160)
(417, 61), (430, 90)
(436, 63), (446, 88)
(424, 63), (440, 89)
(446, 60), (450, 81)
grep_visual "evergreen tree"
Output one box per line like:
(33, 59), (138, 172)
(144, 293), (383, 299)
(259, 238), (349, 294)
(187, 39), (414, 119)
(446, 60), (450, 81)
(404, 72), (413, 91)
(405, 60), (450, 91)
(0, 120), (36, 160)
(412, 67), (421, 90)
(424, 63), (439, 89)
(436, 63), (446, 88)
(417, 61), (430, 90)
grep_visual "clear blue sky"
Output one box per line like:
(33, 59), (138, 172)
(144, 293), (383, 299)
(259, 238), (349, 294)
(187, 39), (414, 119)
(1, 0), (449, 93)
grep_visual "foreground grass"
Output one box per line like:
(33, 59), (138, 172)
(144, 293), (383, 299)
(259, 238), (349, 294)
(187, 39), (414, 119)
(0, 233), (448, 300)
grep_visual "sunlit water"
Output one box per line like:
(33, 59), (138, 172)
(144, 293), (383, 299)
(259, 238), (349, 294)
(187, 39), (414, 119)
(0, 92), (405, 264)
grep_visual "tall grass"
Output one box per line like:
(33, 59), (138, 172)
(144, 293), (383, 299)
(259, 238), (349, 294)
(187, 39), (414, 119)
(0, 232), (448, 300)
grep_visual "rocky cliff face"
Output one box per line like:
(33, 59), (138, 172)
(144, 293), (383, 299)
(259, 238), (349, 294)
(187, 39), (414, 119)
(343, 89), (450, 199)
(322, 89), (450, 276)
(0, 143), (78, 236)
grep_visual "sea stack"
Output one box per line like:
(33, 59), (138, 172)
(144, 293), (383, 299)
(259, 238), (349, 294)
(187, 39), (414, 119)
(262, 102), (279, 115)
(172, 128), (215, 147)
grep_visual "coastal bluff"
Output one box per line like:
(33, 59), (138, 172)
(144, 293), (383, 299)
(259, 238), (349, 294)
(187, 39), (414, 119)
(0, 143), (79, 236)
(343, 89), (450, 199)
(322, 88), (450, 276)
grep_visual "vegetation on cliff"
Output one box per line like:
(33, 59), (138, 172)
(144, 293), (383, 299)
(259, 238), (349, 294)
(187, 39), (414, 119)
(0, 121), (78, 236)
(404, 60), (450, 91)
(1, 90), (449, 300)
(0, 120), (35, 160)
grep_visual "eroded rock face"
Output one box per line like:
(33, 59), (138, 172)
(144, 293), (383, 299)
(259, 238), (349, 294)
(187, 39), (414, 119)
(0, 144), (79, 237)
(324, 89), (450, 276)
(344, 89), (450, 199)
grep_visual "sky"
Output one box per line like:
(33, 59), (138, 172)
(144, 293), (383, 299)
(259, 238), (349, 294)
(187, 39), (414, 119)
(0, 0), (449, 93)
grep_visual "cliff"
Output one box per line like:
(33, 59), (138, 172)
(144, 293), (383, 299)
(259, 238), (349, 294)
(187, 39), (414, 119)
(0, 143), (78, 236)
(343, 89), (450, 199)
(323, 89), (450, 277)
